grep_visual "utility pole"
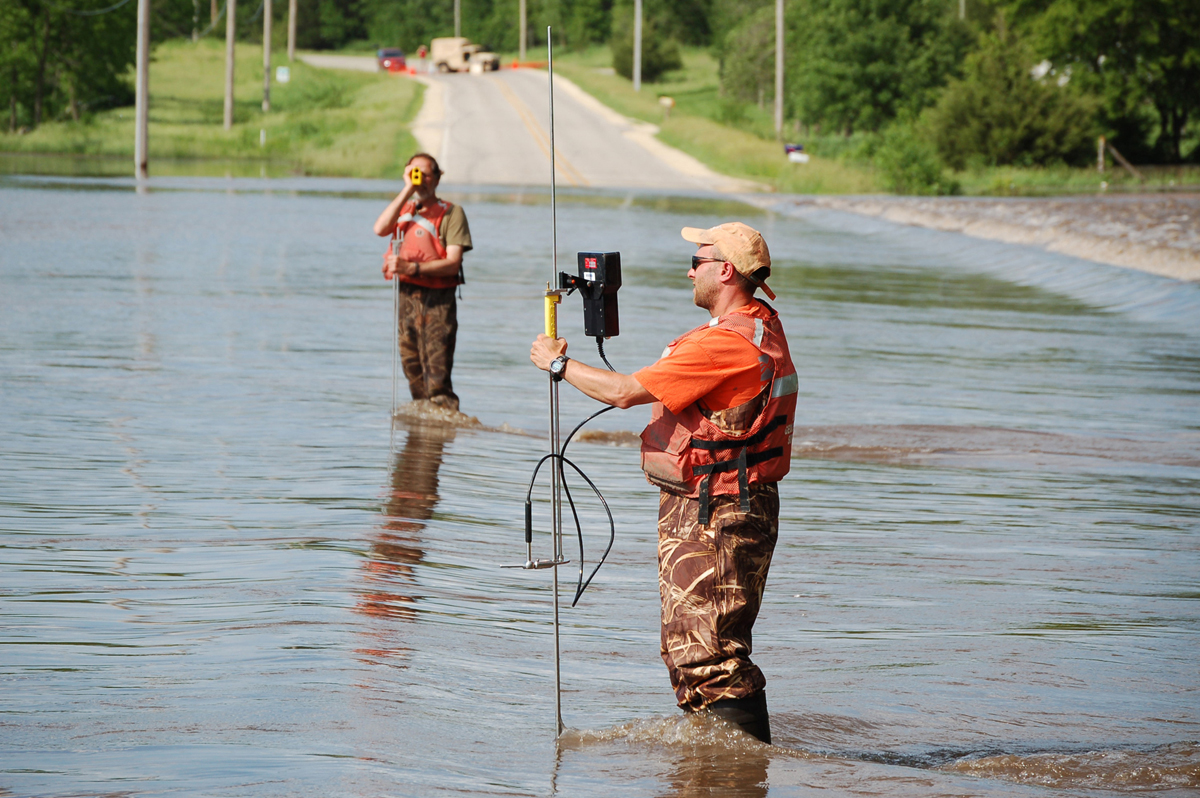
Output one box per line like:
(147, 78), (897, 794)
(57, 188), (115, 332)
(774, 0), (783, 136)
(519, 0), (526, 61)
(959, 0), (965, 20)
(224, 0), (236, 130)
(633, 0), (642, 92)
(211, 0), (217, 25)
(262, 0), (272, 112)
(287, 0), (296, 61)
(454, 0), (460, 38)
(134, 0), (150, 179)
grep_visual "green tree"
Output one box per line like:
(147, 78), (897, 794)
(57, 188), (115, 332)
(784, 0), (969, 134)
(924, 19), (1098, 168)
(719, 5), (774, 105)
(654, 0), (711, 45)
(1006, 0), (1200, 162)
(610, 0), (682, 82)
(1, 0), (136, 130)
(565, 0), (614, 48)
(1, 0), (37, 130)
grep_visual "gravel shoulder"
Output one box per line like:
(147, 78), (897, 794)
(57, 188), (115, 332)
(792, 194), (1200, 282)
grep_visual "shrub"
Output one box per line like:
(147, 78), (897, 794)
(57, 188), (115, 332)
(875, 122), (959, 195)
(610, 7), (683, 83)
(925, 18), (1098, 169)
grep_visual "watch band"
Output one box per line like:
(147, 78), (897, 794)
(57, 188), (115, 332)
(550, 355), (569, 381)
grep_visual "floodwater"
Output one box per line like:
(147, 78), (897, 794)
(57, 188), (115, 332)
(1, 174), (1198, 797)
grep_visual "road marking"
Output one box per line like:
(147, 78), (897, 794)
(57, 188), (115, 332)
(492, 75), (589, 188)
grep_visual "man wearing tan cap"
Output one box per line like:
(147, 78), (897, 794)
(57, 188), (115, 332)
(530, 222), (798, 744)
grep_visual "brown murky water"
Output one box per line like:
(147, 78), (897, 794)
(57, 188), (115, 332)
(1, 174), (1198, 796)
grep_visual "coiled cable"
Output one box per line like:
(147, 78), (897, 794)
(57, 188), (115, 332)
(522, 336), (620, 606)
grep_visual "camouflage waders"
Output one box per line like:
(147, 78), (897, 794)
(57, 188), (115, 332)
(657, 482), (779, 711)
(397, 282), (459, 411)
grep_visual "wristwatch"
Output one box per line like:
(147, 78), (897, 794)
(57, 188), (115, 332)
(549, 355), (570, 382)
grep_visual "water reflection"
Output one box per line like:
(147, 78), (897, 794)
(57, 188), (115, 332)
(662, 746), (769, 798)
(356, 421), (455, 655)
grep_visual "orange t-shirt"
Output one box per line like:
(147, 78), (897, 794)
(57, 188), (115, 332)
(634, 302), (772, 415)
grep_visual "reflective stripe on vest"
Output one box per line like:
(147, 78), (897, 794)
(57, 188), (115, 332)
(396, 212), (439, 238)
(772, 372), (799, 398)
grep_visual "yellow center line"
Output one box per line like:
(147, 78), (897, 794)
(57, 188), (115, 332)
(492, 75), (589, 188)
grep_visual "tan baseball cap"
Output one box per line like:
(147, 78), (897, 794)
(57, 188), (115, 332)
(681, 222), (775, 300)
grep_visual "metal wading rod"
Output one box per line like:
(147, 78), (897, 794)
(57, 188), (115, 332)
(390, 237), (400, 451)
(547, 25), (564, 739)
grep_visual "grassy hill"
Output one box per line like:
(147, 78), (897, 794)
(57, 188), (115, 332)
(0, 38), (422, 178)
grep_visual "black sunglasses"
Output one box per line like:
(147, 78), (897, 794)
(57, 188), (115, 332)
(691, 255), (726, 270)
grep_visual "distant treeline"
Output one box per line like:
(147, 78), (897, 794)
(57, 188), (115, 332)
(3, 0), (1197, 171)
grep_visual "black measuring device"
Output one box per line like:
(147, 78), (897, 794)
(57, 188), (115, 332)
(559, 251), (621, 340)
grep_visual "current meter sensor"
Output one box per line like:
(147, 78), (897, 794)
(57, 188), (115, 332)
(559, 252), (621, 338)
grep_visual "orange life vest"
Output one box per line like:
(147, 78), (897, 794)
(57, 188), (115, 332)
(392, 199), (463, 289)
(639, 302), (798, 524)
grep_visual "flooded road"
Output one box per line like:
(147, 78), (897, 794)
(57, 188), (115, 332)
(1, 175), (1198, 797)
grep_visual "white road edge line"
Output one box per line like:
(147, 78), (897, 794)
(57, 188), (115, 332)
(547, 72), (769, 194)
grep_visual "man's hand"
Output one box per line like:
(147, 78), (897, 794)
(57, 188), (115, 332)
(530, 333), (568, 372)
(528, 334), (654, 408)
(382, 251), (418, 280)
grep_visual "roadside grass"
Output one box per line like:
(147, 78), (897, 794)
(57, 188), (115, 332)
(550, 46), (880, 194)
(0, 38), (422, 177)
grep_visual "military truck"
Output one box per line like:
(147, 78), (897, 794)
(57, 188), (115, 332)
(430, 37), (500, 73)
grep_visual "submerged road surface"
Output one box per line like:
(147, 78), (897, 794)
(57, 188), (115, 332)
(3, 177), (1199, 797)
(411, 70), (747, 191)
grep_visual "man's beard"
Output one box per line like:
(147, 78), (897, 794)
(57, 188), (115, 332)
(692, 272), (718, 310)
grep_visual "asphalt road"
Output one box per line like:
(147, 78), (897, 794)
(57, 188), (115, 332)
(415, 69), (719, 191)
(299, 55), (740, 192)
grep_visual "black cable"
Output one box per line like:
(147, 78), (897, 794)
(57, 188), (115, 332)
(560, 405), (616, 605)
(596, 337), (616, 372)
(522, 446), (615, 606)
(523, 344), (621, 606)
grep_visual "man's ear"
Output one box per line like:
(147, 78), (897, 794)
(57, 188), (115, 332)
(718, 261), (738, 284)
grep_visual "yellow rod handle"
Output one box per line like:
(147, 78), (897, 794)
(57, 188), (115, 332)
(544, 290), (561, 338)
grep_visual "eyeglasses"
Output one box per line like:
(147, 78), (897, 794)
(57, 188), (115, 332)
(691, 255), (725, 271)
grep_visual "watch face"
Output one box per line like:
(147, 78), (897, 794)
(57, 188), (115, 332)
(550, 358), (565, 374)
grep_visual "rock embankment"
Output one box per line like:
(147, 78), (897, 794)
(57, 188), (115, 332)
(801, 194), (1200, 281)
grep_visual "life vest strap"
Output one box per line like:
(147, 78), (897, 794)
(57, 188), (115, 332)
(693, 446), (785, 477)
(690, 415), (788, 452)
(694, 445), (784, 525)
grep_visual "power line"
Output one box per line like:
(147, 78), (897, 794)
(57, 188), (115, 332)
(45, 0), (135, 17)
(193, 0), (227, 38)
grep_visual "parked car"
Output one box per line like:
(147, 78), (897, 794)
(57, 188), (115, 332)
(377, 48), (406, 72)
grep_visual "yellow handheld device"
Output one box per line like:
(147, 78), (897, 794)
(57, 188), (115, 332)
(409, 167), (423, 186)
(544, 285), (561, 338)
